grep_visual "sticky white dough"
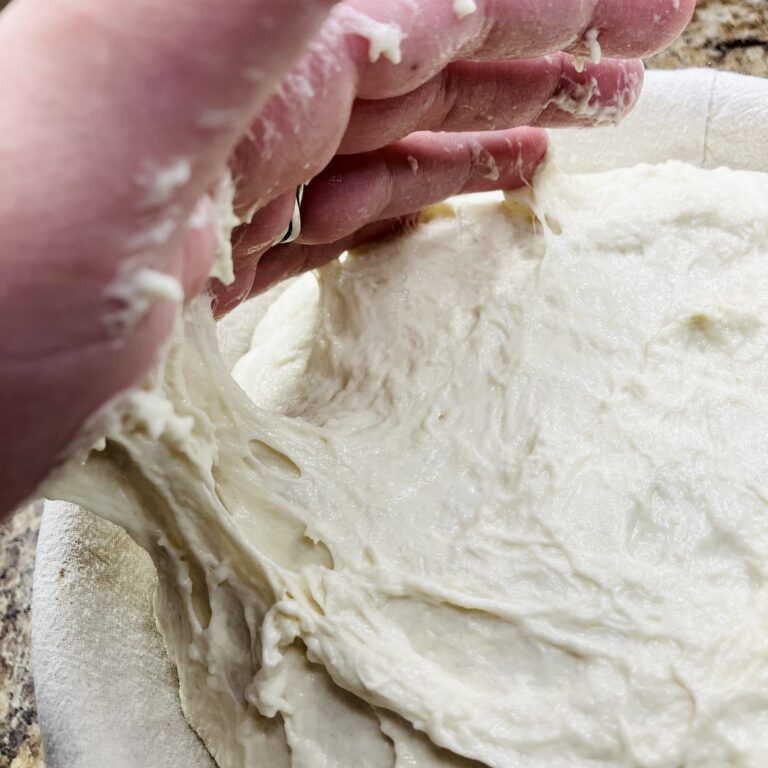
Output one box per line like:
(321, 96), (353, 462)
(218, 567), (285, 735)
(52, 162), (768, 768)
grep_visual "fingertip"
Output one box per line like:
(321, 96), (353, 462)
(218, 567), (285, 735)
(211, 268), (257, 318)
(522, 128), (550, 182)
(540, 56), (645, 128)
(461, 127), (549, 193)
(499, 127), (550, 187)
(639, 0), (697, 57)
(588, 0), (696, 59)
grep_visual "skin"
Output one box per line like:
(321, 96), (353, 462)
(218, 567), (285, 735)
(0, 0), (695, 519)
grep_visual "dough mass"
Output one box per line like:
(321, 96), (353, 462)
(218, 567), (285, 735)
(50, 163), (768, 767)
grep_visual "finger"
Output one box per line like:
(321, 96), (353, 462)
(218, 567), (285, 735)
(232, 0), (689, 213)
(211, 191), (300, 311)
(339, 55), (642, 154)
(219, 126), (545, 314)
(0, 0), (337, 514)
(297, 128), (547, 245)
(340, 0), (695, 99)
(214, 216), (418, 316)
(231, 192), (299, 270)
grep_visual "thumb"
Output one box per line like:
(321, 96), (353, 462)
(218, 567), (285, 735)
(0, 0), (336, 516)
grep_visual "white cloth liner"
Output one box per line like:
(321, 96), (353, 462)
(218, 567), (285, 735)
(32, 69), (768, 768)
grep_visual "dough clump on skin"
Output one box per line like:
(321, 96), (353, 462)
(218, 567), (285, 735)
(49, 162), (768, 768)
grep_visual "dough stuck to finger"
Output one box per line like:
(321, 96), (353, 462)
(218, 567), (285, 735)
(49, 161), (768, 767)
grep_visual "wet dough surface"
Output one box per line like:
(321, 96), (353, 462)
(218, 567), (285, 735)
(53, 162), (768, 768)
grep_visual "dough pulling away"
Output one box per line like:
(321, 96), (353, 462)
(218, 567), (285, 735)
(49, 162), (768, 768)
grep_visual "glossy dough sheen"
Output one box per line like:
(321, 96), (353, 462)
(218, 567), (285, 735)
(55, 163), (768, 768)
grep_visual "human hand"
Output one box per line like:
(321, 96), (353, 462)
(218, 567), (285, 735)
(217, 0), (698, 313)
(0, 0), (695, 515)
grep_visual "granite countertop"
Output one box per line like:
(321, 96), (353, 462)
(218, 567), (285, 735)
(0, 505), (43, 768)
(0, 1), (766, 766)
(648, 0), (767, 76)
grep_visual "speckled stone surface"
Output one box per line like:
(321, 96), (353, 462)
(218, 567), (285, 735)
(648, 0), (768, 77)
(0, 504), (44, 768)
(0, 2), (766, 767)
